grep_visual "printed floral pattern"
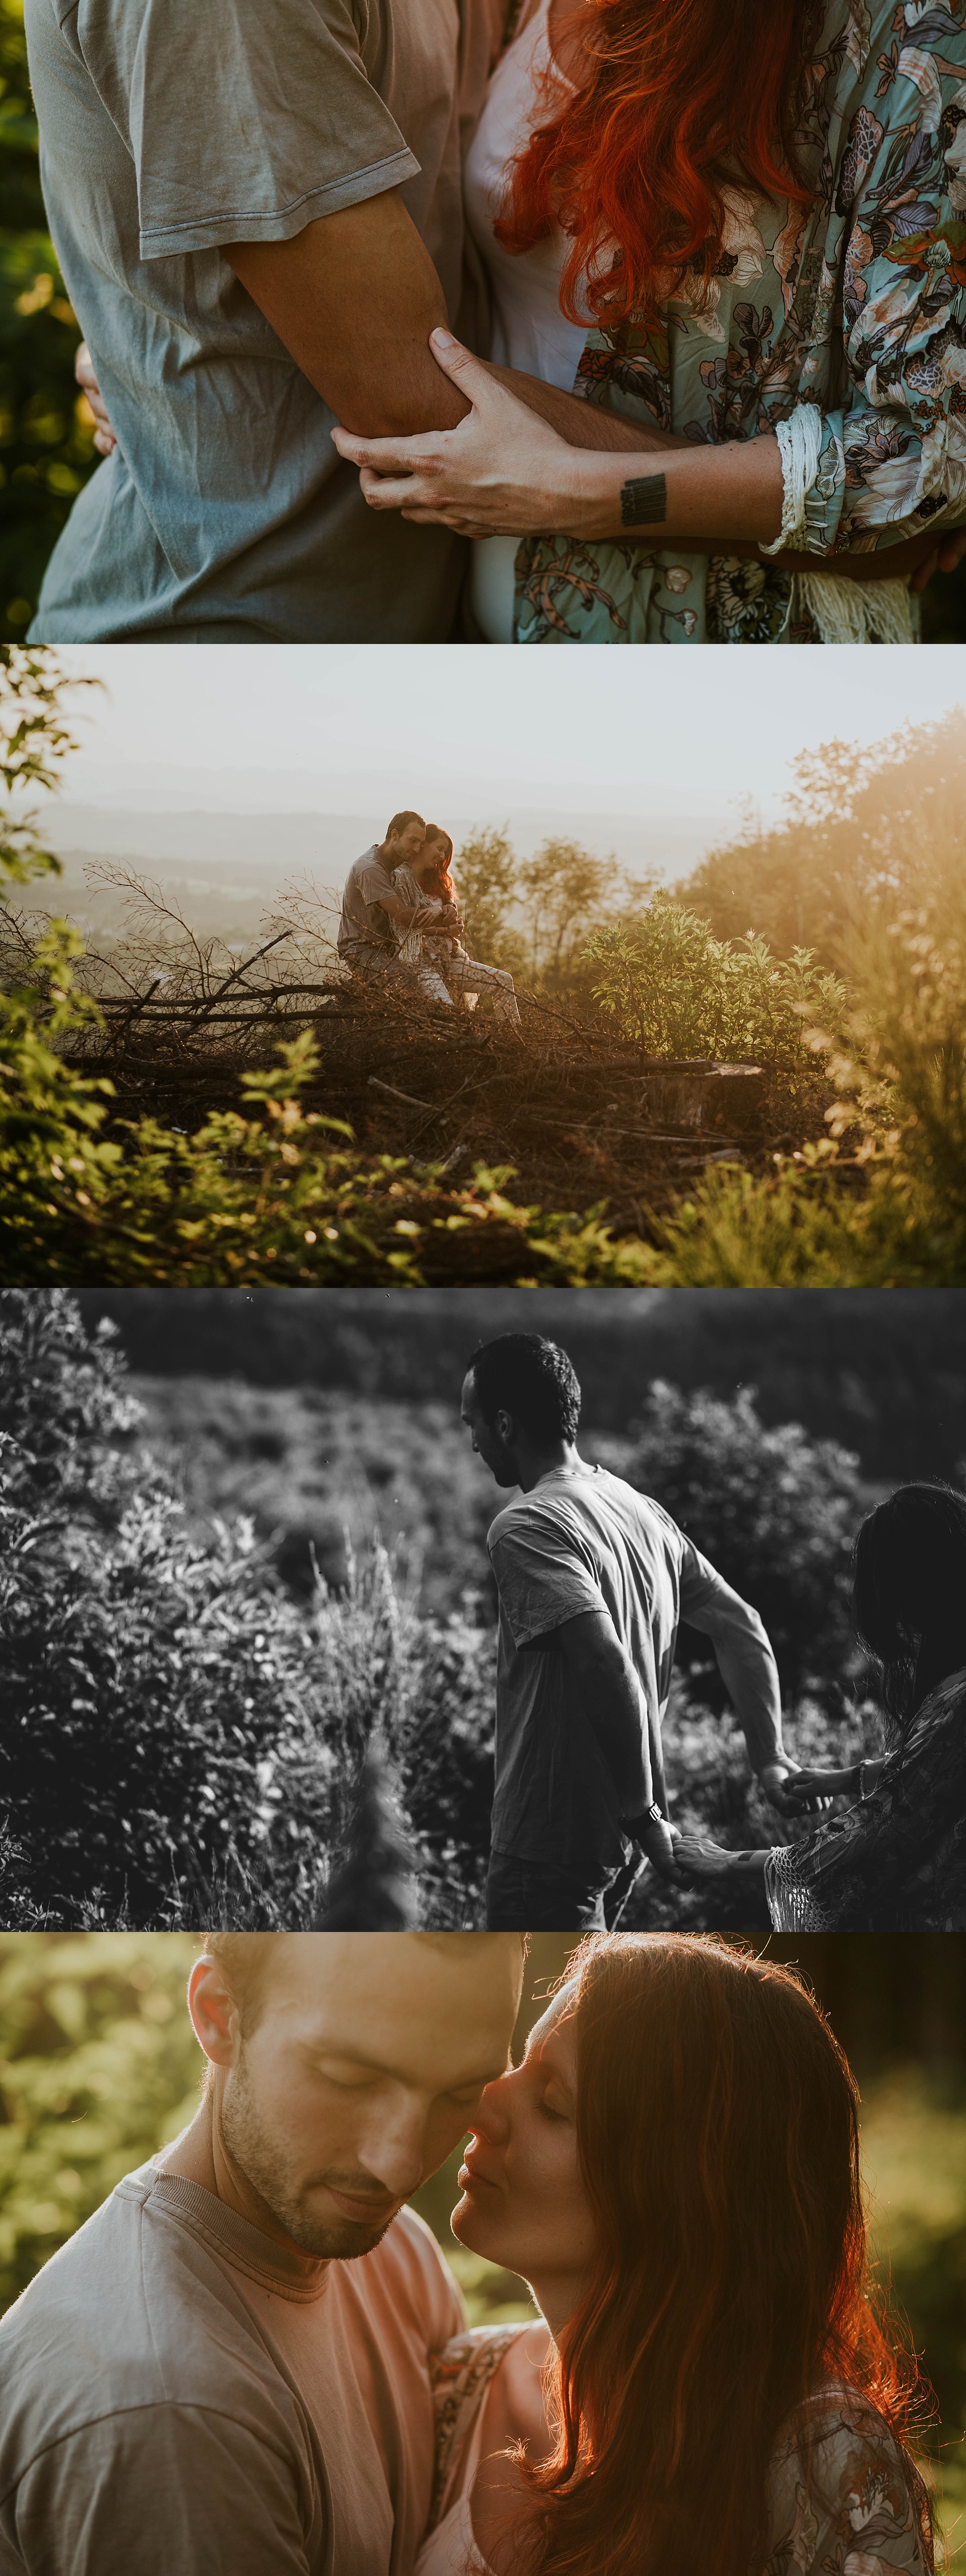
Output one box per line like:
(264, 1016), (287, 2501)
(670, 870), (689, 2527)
(511, 0), (966, 642)
(426, 2326), (526, 2531)
(766, 1666), (966, 1929)
(766, 2387), (932, 2576)
(422, 2343), (932, 2576)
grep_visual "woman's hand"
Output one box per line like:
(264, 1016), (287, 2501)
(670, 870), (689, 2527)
(331, 327), (580, 539)
(75, 343), (116, 456)
(778, 1763), (867, 1805)
(758, 1759), (833, 1816)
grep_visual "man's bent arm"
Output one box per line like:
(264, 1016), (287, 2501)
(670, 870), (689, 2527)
(678, 1549), (784, 1775)
(555, 1607), (655, 1812)
(225, 193), (471, 439)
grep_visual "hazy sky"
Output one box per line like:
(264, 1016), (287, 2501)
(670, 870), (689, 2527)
(55, 642), (966, 826)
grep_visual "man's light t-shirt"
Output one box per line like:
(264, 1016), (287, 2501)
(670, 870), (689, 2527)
(0, 2162), (463, 2575)
(339, 847), (402, 959)
(487, 1464), (778, 1870)
(24, 0), (477, 643)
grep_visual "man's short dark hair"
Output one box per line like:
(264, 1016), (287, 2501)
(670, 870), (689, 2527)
(385, 810), (426, 841)
(468, 1334), (581, 1443)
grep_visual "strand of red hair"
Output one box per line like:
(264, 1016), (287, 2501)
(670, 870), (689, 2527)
(495, 0), (822, 332)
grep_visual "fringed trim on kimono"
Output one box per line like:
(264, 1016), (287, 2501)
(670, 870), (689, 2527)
(791, 571), (920, 647)
(763, 402), (920, 644)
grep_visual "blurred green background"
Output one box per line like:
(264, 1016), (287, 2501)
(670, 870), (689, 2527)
(1, 0), (965, 641)
(0, 0), (98, 639)
(0, 1932), (963, 2565)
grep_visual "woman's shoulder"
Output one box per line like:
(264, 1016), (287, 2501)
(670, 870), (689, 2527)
(766, 2386), (931, 2576)
(428, 2323), (536, 2530)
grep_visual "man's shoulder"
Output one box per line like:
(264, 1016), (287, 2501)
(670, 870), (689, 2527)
(487, 1473), (678, 1552)
(361, 2206), (464, 2343)
(0, 2163), (280, 2457)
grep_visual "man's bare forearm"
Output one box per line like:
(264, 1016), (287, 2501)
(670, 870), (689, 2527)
(225, 194), (471, 440)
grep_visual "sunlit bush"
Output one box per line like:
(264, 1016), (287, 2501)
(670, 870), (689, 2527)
(585, 896), (844, 1102)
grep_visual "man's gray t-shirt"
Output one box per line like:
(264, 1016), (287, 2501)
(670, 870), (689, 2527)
(24, 0), (478, 642)
(487, 1464), (779, 1870)
(339, 846), (401, 958)
(0, 2161), (463, 2575)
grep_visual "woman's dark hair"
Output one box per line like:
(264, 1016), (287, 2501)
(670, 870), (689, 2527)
(853, 1481), (966, 1729)
(468, 1333), (581, 1443)
(514, 1934), (934, 2576)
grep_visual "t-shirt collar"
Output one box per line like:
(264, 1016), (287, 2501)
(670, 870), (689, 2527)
(144, 2166), (332, 2303)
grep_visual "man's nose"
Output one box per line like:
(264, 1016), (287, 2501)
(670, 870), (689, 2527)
(357, 2098), (431, 2200)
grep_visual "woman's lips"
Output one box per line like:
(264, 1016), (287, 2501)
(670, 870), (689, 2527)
(458, 2144), (502, 2191)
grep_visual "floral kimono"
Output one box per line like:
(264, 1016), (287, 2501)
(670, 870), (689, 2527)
(765, 1665), (966, 1929)
(420, 2340), (932, 2576)
(506, 0), (966, 643)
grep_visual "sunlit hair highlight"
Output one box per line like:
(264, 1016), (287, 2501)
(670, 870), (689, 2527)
(420, 826), (456, 902)
(495, 0), (821, 332)
(512, 1934), (933, 2576)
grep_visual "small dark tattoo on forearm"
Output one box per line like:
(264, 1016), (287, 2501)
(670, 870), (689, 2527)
(620, 473), (668, 528)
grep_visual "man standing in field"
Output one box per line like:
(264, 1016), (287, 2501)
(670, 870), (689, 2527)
(0, 1931), (525, 2574)
(461, 1333), (813, 1930)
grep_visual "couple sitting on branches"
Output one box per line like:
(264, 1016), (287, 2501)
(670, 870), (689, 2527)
(339, 813), (523, 1029)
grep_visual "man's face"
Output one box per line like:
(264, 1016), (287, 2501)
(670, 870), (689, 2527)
(387, 820), (427, 864)
(461, 1370), (520, 1488)
(208, 1933), (521, 2260)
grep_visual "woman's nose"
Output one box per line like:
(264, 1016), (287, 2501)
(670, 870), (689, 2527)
(469, 2075), (512, 2144)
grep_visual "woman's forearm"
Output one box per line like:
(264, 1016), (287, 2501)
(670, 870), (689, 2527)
(553, 435), (786, 546)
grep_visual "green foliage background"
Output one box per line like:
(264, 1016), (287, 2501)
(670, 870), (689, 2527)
(0, 2), (98, 640)
(0, 1934), (963, 2566)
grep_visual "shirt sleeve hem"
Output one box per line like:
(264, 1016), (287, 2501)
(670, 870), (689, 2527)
(138, 149), (420, 261)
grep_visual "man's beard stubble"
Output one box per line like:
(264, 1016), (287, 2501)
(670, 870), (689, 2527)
(219, 2054), (399, 2261)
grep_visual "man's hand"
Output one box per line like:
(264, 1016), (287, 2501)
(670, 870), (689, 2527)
(758, 1760), (833, 1817)
(225, 193), (471, 440)
(75, 343), (116, 456)
(622, 1812), (682, 1878)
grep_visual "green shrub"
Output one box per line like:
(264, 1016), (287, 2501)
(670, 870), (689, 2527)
(585, 896), (844, 1101)
(599, 1379), (869, 1702)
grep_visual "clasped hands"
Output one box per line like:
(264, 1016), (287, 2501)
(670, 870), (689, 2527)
(622, 1760), (838, 1888)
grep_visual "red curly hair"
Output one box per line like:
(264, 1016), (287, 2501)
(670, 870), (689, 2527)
(510, 1935), (934, 2576)
(495, 0), (821, 332)
(418, 826), (456, 903)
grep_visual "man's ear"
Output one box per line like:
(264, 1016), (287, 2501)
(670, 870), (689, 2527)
(494, 1408), (515, 1448)
(188, 1957), (240, 2071)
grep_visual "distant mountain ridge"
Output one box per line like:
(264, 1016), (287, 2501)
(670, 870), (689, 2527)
(38, 801), (717, 886)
